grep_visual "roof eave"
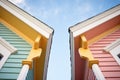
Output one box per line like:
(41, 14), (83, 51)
(0, 0), (54, 39)
(69, 5), (120, 37)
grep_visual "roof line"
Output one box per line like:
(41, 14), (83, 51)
(1, 0), (54, 38)
(69, 4), (120, 33)
(7, 0), (54, 32)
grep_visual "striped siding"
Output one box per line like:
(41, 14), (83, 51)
(0, 23), (33, 80)
(89, 29), (120, 80)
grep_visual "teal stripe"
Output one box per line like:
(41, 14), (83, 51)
(0, 30), (16, 33)
(7, 58), (23, 63)
(3, 63), (22, 68)
(2, 36), (21, 39)
(16, 47), (31, 50)
(8, 42), (29, 45)
(16, 52), (29, 55)
(0, 68), (21, 73)
(26, 69), (34, 80)
(9, 55), (28, 59)
(13, 44), (31, 48)
(0, 73), (18, 79)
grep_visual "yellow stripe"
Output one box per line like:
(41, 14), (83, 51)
(88, 25), (120, 45)
(0, 18), (34, 45)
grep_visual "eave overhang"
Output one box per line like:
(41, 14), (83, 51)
(69, 5), (120, 37)
(0, 0), (54, 39)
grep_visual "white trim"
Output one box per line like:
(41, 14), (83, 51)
(70, 5), (120, 32)
(104, 39), (120, 65)
(104, 39), (120, 52)
(0, 37), (17, 69)
(92, 64), (105, 80)
(17, 65), (29, 80)
(73, 10), (120, 37)
(43, 33), (53, 80)
(0, 37), (17, 54)
(69, 5), (120, 37)
(70, 32), (75, 80)
(0, 0), (53, 38)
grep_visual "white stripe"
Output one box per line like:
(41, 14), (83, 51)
(92, 64), (105, 80)
(17, 65), (29, 80)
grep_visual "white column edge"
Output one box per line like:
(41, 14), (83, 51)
(92, 64), (105, 80)
(17, 65), (29, 80)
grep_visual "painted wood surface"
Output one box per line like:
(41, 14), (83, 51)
(0, 23), (33, 80)
(89, 29), (120, 80)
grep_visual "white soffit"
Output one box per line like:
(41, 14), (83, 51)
(0, 37), (17, 69)
(70, 5), (120, 37)
(0, 0), (53, 39)
(104, 39), (120, 65)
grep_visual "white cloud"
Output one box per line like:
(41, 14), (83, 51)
(77, 2), (93, 14)
(54, 9), (60, 16)
(84, 3), (93, 12)
(32, 7), (61, 21)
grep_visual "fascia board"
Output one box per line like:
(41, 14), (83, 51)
(43, 33), (53, 80)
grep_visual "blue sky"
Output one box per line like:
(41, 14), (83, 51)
(9, 0), (120, 80)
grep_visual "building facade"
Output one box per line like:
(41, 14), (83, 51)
(69, 5), (120, 80)
(0, 0), (54, 80)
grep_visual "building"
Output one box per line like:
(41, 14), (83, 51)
(0, 0), (54, 80)
(69, 5), (120, 80)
